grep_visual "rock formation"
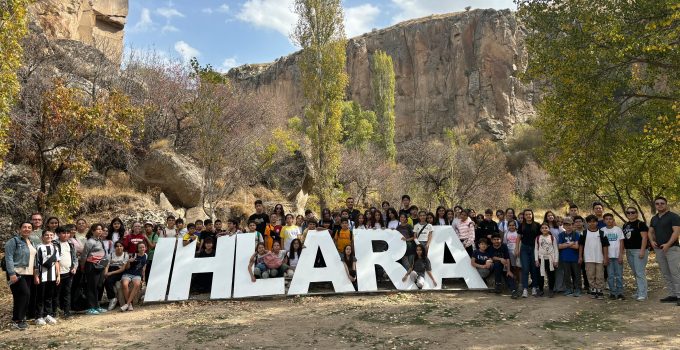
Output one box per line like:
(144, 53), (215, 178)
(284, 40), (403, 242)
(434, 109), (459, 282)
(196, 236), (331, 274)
(228, 9), (536, 142)
(29, 0), (128, 64)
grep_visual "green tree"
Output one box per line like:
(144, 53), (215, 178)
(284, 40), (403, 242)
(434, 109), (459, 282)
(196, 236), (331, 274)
(0, 0), (30, 167)
(518, 0), (680, 218)
(371, 50), (396, 161)
(292, 0), (348, 207)
(340, 101), (376, 151)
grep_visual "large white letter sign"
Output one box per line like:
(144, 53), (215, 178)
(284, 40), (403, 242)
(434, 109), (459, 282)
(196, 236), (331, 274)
(287, 230), (355, 295)
(167, 235), (236, 300)
(232, 233), (285, 298)
(354, 229), (416, 291)
(145, 237), (177, 302)
(428, 226), (486, 289)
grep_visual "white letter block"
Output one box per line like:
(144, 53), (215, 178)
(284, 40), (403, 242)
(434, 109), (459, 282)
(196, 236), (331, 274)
(145, 237), (177, 302)
(428, 226), (486, 289)
(287, 230), (356, 295)
(354, 229), (416, 291)
(232, 232), (285, 298)
(167, 235), (236, 300)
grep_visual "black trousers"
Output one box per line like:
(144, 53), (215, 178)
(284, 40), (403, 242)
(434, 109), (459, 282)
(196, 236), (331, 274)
(27, 281), (37, 319)
(56, 273), (73, 314)
(8, 274), (31, 322)
(70, 270), (86, 311)
(35, 281), (57, 318)
(537, 260), (556, 292)
(104, 266), (122, 299)
(85, 262), (103, 309)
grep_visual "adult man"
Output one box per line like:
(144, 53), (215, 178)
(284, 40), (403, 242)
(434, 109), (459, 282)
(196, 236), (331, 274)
(592, 202), (606, 229)
(345, 197), (361, 223)
(648, 196), (680, 304)
(30, 212), (43, 246)
(248, 200), (270, 235)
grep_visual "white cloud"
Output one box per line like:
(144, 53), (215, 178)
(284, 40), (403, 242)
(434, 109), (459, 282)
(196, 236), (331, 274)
(131, 8), (154, 32)
(344, 4), (380, 37)
(174, 41), (200, 61)
(162, 24), (179, 33)
(157, 7), (185, 19)
(391, 0), (516, 23)
(217, 4), (230, 13)
(220, 56), (239, 72)
(201, 8), (213, 14)
(237, 0), (297, 37)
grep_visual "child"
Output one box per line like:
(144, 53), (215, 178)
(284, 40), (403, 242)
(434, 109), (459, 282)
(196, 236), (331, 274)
(34, 230), (61, 325)
(248, 242), (268, 281)
(602, 213), (625, 299)
(286, 239), (303, 278)
(264, 214), (282, 251)
(182, 223), (198, 247)
(263, 241), (288, 278)
(488, 234), (520, 298)
(281, 214), (302, 252)
(504, 220), (521, 286)
(176, 218), (187, 238)
(191, 237), (215, 293)
(342, 245), (358, 290)
(55, 226), (77, 317)
(120, 242), (148, 312)
(334, 218), (353, 254)
(534, 223), (559, 297)
(396, 213), (416, 269)
(471, 238), (493, 279)
(413, 211), (434, 250)
(403, 244), (437, 290)
(579, 215), (610, 300)
(573, 215), (590, 293)
(558, 217), (582, 297)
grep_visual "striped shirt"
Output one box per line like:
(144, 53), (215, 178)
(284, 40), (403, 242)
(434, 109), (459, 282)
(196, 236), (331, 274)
(35, 243), (60, 282)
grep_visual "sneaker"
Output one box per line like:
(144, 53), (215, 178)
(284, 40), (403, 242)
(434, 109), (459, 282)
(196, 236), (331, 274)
(547, 290), (554, 298)
(522, 289), (528, 298)
(12, 321), (27, 330)
(573, 290), (582, 297)
(563, 289), (573, 297)
(96, 307), (107, 313)
(591, 292), (598, 299)
(609, 294), (617, 300)
(35, 318), (46, 326)
(531, 287), (538, 296)
(511, 290), (520, 299)
(127, 304), (134, 311)
(45, 315), (57, 325)
(617, 295), (625, 300)
(537, 290), (545, 297)
(597, 293), (605, 300)
(86, 308), (100, 315)
(108, 298), (118, 311)
(660, 296), (678, 303)
(120, 304), (129, 312)
(636, 296), (646, 302)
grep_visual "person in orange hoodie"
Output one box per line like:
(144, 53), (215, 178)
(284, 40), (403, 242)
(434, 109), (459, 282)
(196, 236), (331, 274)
(263, 213), (282, 251)
(334, 218), (353, 255)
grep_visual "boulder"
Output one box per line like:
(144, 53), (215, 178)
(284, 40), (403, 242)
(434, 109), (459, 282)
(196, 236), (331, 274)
(81, 170), (106, 188)
(158, 192), (175, 212)
(131, 148), (204, 208)
(185, 207), (209, 224)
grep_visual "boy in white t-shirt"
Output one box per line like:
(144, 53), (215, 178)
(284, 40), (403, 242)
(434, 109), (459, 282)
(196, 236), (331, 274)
(601, 213), (625, 300)
(578, 215), (610, 300)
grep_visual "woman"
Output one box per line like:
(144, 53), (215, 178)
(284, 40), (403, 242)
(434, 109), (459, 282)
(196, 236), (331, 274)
(104, 241), (128, 310)
(446, 209), (457, 227)
(386, 208), (399, 229)
(518, 209), (541, 298)
(273, 204), (285, 225)
(45, 217), (60, 233)
(435, 206), (447, 225)
(285, 239), (303, 278)
(355, 214), (368, 230)
(342, 245), (357, 291)
(107, 218), (126, 244)
(4, 222), (35, 330)
(81, 223), (109, 315)
(623, 207), (649, 301)
(120, 242), (148, 312)
(370, 211), (384, 229)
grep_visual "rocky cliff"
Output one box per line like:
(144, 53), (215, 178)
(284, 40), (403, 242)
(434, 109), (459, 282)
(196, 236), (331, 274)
(29, 0), (128, 64)
(228, 9), (536, 142)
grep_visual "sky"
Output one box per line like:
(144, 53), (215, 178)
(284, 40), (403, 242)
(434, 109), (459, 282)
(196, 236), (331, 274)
(125, 0), (516, 71)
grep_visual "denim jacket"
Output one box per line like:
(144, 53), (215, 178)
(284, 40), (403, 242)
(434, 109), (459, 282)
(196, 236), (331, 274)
(4, 235), (33, 277)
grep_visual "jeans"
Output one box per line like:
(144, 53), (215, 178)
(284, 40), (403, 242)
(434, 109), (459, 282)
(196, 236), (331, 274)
(654, 246), (680, 298)
(626, 249), (648, 298)
(492, 261), (517, 291)
(607, 259), (624, 296)
(520, 244), (538, 290)
(8, 274), (31, 322)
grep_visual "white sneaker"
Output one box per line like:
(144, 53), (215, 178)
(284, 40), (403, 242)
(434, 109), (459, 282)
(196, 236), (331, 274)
(522, 289), (528, 298)
(120, 304), (129, 312)
(35, 318), (46, 326)
(108, 298), (118, 311)
(45, 315), (57, 325)
(127, 304), (134, 311)
(636, 296), (646, 301)
(531, 287), (538, 296)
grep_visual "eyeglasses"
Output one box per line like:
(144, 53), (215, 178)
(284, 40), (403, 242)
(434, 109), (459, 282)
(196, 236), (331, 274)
(625, 211), (637, 214)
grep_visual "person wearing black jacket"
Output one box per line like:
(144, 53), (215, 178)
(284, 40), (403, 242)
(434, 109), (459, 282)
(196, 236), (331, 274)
(476, 209), (499, 247)
(54, 226), (78, 317)
(518, 209), (541, 298)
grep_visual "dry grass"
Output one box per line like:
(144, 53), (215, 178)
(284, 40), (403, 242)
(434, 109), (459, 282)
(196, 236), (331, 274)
(79, 185), (157, 216)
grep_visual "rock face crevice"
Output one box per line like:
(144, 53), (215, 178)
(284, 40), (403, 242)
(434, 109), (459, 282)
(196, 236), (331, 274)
(29, 0), (128, 64)
(228, 9), (536, 142)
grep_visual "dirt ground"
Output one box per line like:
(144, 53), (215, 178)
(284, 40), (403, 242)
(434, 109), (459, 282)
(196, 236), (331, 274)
(1, 261), (679, 350)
